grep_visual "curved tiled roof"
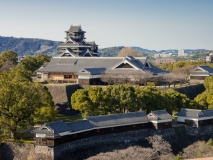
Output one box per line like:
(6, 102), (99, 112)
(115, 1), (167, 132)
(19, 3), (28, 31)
(67, 120), (94, 132)
(37, 57), (166, 74)
(86, 112), (148, 128)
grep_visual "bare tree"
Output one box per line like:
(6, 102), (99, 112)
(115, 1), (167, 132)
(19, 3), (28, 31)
(131, 71), (152, 86)
(117, 47), (140, 57)
(101, 73), (115, 85)
(101, 72), (132, 85)
(173, 65), (195, 83)
(163, 72), (181, 87)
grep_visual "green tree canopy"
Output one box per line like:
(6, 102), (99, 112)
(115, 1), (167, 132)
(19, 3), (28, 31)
(162, 89), (196, 112)
(71, 85), (197, 117)
(0, 50), (18, 67)
(0, 71), (56, 139)
(18, 54), (50, 74)
(195, 76), (213, 109)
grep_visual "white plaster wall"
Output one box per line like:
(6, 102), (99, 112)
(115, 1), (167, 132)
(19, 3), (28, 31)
(178, 116), (213, 122)
(151, 119), (172, 123)
(78, 74), (102, 79)
(36, 133), (46, 138)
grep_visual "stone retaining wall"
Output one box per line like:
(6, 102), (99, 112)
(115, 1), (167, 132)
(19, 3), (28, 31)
(34, 125), (213, 160)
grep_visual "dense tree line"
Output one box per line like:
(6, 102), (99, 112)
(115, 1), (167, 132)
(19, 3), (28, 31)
(195, 76), (213, 109)
(0, 51), (55, 139)
(71, 85), (200, 117)
(156, 60), (213, 71)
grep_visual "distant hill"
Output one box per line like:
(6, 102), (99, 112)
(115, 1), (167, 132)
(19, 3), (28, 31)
(131, 46), (157, 53)
(0, 36), (211, 57)
(0, 36), (61, 56)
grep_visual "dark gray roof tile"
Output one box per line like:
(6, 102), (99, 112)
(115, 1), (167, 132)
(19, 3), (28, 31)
(45, 121), (70, 134)
(37, 57), (166, 75)
(148, 110), (172, 120)
(86, 112), (148, 128)
(67, 120), (94, 132)
(199, 66), (213, 73)
(177, 108), (204, 118)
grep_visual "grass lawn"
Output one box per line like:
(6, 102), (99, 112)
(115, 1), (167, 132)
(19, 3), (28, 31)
(55, 114), (83, 122)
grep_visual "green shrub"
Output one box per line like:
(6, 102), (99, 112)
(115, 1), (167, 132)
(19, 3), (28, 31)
(147, 82), (155, 86)
(206, 138), (213, 146)
(174, 154), (183, 160)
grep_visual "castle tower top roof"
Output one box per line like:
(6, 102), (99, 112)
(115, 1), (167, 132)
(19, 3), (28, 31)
(66, 25), (85, 33)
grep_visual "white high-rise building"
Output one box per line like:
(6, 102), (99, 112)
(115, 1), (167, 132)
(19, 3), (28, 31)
(178, 49), (185, 57)
(206, 53), (213, 62)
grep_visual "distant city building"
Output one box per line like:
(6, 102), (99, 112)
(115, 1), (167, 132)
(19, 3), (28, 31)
(153, 53), (160, 58)
(58, 25), (98, 57)
(153, 53), (172, 58)
(155, 58), (176, 64)
(206, 53), (213, 63)
(178, 49), (186, 57)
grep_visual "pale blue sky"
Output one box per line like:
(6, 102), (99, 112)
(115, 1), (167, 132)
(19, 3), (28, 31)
(1, 0), (213, 51)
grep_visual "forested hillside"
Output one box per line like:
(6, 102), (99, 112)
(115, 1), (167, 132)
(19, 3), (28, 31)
(0, 36), (126, 57)
(0, 36), (212, 58)
(0, 36), (61, 56)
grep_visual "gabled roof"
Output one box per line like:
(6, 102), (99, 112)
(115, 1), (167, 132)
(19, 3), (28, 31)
(148, 110), (172, 121)
(202, 110), (213, 117)
(86, 112), (148, 128)
(67, 120), (94, 132)
(199, 66), (213, 73)
(177, 108), (202, 118)
(45, 121), (70, 134)
(37, 57), (167, 75)
(112, 57), (145, 70)
(176, 108), (213, 118)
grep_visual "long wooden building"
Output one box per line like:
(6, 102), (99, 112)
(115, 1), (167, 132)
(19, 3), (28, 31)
(33, 112), (151, 146)
(33, 110), (175, 147)
(36, 56), (167, 85)
(33, 109), (213, 147)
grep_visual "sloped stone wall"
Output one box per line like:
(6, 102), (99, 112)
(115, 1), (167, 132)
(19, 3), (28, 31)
(174, 84), (205, 99)
(46, 84), (82, 115)
(0, 143), (53, 160)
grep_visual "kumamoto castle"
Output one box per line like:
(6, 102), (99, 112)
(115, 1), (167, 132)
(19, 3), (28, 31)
(36, 25), (167, 85)
(33, 26), (213, 159)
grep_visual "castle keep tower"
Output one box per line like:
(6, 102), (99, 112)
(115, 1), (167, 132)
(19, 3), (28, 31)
(58, 25), (98, 57)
